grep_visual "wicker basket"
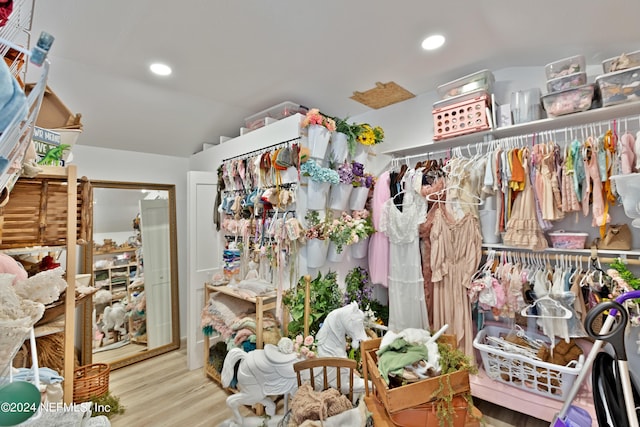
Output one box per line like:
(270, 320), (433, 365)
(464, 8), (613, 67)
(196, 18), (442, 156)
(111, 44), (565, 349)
(73, 363), (110, 403)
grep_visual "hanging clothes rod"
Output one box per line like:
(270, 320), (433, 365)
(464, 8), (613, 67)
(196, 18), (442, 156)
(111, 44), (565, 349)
(481, 249), (640, 266)
(391, 111), (640, 165)
(222, 136), (301, 163)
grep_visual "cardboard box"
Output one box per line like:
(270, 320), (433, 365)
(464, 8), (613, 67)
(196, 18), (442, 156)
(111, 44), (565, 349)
(24, 84), (83, 130)
(32, 126), (70, 166)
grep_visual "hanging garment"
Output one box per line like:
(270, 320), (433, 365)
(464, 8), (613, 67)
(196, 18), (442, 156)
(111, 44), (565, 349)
(561, 155), (581, 213)
(540, 143), (564, 221)
(430, 204), (482, 358)
(503, 148), (549, 251)
(418, 176), (446, 327)
(582, 139), (610, 227)
(379, 185), (429, 332)
(368, 171), (391, 287)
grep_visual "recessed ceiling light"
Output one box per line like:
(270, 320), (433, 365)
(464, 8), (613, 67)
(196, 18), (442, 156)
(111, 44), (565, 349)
(422, 34), (445, 51)
(150, 63), (172, 76)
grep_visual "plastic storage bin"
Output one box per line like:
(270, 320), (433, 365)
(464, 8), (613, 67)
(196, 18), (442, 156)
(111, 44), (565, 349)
(541, 84), (595, 117)
(473, 325), (584, 401)
(547, 231), (588, 249)
(432, 91), (491, 140)
(546, 72), (587, 93)
(602, 49), (640, 73)
(511, 88), (542, 124)
(595, 66), (640, 107)
(545, 55), (586, 80)
(436, 69), (495, 99)
(244, 101), (307, 130)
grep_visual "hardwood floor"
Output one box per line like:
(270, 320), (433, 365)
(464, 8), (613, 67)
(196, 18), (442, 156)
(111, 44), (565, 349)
(109, 347), (549, 427)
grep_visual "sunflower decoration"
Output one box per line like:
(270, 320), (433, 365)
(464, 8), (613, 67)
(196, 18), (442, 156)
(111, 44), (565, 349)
(356, 124), (384, 146)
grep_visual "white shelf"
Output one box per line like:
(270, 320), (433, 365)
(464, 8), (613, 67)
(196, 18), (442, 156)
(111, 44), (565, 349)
(384, 100), (640, 157)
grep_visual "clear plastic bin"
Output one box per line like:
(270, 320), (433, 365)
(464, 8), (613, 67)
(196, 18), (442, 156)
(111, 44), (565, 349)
(595, 66), (640, 107)
(436, 69), (495, 100)
(546, 72), (587, 93)
(602, 49), (640, 73)
(541, 84), (595, 117)
(244, 101), (306, 130)
(545, 55), (585, 80)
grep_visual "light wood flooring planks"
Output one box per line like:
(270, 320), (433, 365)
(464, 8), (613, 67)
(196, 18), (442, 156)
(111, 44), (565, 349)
(108, 347), (549, 427)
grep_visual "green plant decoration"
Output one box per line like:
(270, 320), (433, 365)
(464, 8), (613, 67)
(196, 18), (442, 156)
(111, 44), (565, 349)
(89, 391), (125, 419)
(609, 257), (640, 290)
(333, 116), (363, 157)
(282, 271), (343, 337)
(432, 342), (479, 427)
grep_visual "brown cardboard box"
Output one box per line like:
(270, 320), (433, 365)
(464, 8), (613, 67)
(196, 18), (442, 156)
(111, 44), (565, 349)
(24, 84), (82, 130)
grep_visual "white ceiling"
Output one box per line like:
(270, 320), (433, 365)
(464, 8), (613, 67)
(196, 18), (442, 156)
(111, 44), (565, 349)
(27, 0), (640, 158)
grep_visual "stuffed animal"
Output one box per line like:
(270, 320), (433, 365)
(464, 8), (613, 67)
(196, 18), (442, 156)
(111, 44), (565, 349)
(102, 302), (127, 343)
(0, 253), (27, 285)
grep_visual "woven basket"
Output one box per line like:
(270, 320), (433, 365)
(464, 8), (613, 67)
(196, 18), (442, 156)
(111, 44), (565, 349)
(73, 363), (110, 403)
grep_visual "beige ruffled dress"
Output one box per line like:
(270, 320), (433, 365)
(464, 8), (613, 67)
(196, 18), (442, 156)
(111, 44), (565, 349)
(503, 147), (549, 251)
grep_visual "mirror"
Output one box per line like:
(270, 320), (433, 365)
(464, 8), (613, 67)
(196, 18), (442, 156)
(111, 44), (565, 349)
(81, 181), (179, 369)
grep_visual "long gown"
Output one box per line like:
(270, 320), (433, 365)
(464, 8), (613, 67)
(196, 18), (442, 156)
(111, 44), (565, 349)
(379, 187), (429, 332)
(430, 204), (482, 358)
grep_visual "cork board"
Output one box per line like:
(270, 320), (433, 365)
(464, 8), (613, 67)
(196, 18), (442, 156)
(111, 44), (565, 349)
(350, 81), (415, 109)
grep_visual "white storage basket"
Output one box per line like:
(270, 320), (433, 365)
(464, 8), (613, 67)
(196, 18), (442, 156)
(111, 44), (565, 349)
(473, 325), (584, 401)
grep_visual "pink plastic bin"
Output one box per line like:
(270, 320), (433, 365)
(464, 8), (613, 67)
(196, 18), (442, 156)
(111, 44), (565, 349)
(547, 232), (588, 249)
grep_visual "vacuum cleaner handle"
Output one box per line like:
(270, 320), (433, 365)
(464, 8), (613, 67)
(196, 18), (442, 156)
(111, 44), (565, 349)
(584, 300), (628, 361)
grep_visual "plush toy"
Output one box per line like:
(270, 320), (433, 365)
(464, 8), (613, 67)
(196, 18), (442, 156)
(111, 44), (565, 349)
(21, 141), (43, 178)
(0, 253), (27, 285)
(102, 302), (127, 343)
(38, 255), (60, 272)
(13, 267), (67, 305)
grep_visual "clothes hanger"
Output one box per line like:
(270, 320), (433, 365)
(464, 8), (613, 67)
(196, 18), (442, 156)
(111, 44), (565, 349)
(521, 295), (572, 319)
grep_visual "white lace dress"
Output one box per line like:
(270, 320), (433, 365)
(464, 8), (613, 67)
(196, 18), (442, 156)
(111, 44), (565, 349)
(379, 189), (430, 332)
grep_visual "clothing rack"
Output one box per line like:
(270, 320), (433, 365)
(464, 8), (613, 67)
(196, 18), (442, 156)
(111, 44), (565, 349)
(221, 136), (301, 163)
(481, 247), (640, 266)
(390, 111), (640, 165)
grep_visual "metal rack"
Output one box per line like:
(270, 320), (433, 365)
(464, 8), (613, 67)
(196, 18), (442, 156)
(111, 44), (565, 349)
(0, 30), (54, 195)
(0, 0), (34, 82)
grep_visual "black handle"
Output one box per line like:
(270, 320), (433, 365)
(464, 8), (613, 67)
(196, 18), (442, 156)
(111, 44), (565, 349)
(584, 300), (628, 361)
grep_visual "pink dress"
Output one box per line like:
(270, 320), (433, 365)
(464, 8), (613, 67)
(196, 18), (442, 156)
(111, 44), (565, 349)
(368, 171), (391, 287)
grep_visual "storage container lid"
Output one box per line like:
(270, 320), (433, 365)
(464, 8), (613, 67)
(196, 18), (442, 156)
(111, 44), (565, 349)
(433, 88), (490, 110)
(595, 65), (640, 83)
(436, 69), (495, 100)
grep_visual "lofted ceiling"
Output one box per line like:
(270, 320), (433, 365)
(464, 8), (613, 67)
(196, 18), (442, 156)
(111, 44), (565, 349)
(26, 0), (640, 158)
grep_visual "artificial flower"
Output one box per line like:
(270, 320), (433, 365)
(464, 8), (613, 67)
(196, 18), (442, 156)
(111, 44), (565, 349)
(294, 334), (318, 359)
(300, 159), (340, 184)
(356, 124), (384, 146)
(301, 108), (336, 131)
(326, 210), (375, 253)
(278, 337), (295, 354)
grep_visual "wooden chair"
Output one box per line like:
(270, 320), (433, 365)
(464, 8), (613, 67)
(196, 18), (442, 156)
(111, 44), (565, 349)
(293, 357), (357, 402)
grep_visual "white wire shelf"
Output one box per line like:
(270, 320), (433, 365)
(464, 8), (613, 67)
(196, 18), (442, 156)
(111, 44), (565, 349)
(0, 31), (54, 196)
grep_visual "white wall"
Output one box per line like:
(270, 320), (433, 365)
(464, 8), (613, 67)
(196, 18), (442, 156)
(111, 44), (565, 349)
(71, 145), (189, 338)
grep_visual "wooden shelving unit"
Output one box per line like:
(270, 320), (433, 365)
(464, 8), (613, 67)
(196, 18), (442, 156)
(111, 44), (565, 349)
(0, 165), (79, 404)
(202, 283), (277, 384)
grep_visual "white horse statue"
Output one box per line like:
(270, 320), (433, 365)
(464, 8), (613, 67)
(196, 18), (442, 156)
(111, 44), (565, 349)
(220, 302), (368, 426)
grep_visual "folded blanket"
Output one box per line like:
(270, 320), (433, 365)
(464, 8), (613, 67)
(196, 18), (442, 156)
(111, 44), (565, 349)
(0, 58), (27, 132)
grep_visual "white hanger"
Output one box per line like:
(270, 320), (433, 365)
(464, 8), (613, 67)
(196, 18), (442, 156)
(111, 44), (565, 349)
(521, 295), (572, 319)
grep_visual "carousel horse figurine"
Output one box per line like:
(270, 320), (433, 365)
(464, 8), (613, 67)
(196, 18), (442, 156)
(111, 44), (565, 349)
(220, 302), (368, 426)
